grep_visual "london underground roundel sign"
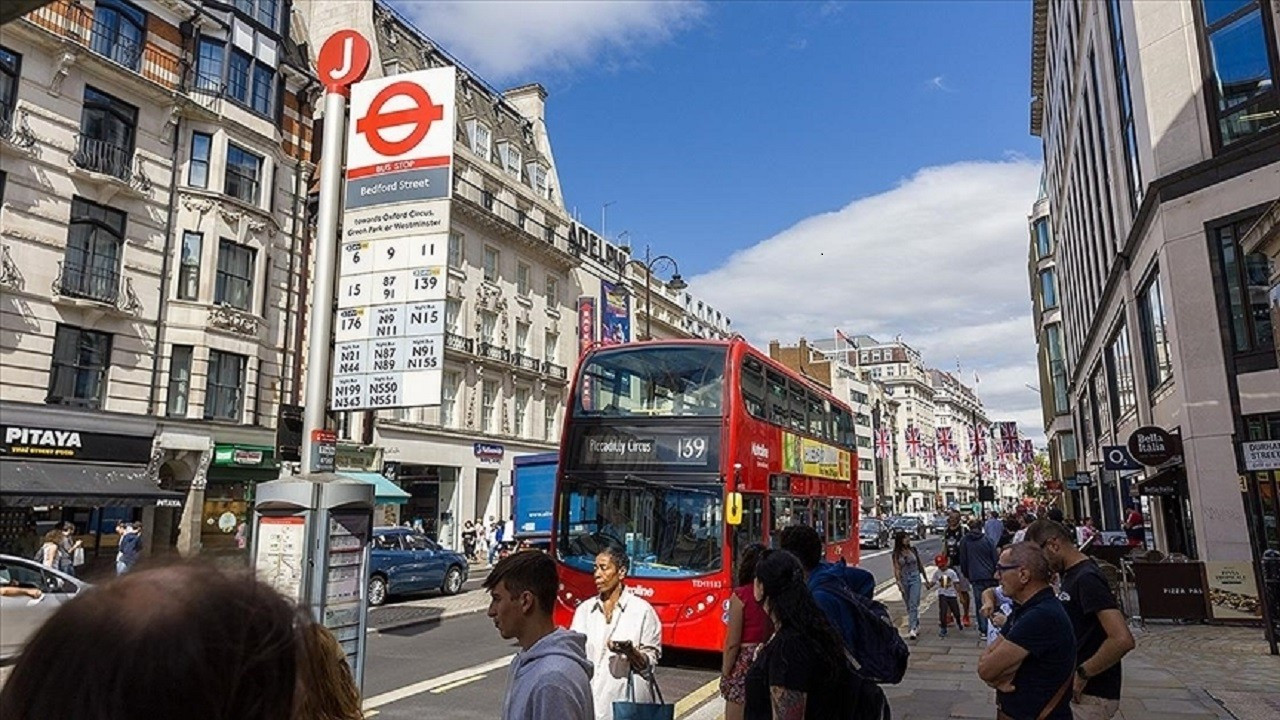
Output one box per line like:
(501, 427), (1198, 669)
(316, 30), (371, 93)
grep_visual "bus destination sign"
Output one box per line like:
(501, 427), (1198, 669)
(573, 427), (719, 471)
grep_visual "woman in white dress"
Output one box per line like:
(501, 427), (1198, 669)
(570, 547), (662, 720)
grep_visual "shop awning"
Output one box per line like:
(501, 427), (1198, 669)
(0, 460), (184, 507)
(337, 472), (410, 504)
(1137, 465), (1187, 497)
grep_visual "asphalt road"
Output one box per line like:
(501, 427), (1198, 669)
(362, 604), (722, 719)
(359, 534), (944, 719)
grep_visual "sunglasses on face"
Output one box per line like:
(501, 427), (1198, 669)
(994, 563), (1022, 574)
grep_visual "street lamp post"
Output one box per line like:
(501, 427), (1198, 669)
(619, 244), (687, 340)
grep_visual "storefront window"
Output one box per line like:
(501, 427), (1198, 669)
(201, 482), (253, 556)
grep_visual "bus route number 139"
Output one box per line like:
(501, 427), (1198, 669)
(677, 436), (708, 461)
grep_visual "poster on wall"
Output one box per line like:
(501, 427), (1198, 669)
(600, 280), (631, 345)
(1205, 561), (1263, 620)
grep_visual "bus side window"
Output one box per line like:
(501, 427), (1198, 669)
(788, 382), (805, 431)
(741, 357), (766, 419)
(766, 371), (787, 425)
(807, 394), (824, 438)
(812, 498), (829, 540)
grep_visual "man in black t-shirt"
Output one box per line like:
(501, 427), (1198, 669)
(978, 542), (1075, 720)
(1027, 520), (1135, 720)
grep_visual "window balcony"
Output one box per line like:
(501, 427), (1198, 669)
(479, 341), (511, 364)
(23, 1), (181, 91)
(51, 261), (142, 315)
(0, 108), (37, 151)
(543, 361), (568, 381)
(444, 331), (474, 355)
(513, 352), (541, 374)
(71, 135), (134, 181)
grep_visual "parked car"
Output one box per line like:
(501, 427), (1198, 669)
(0, 554), (90, 662)
(930, 515), (950, 535)
(368, 527), (470, 606)
(888, 515), (927, 540)
(858, 517), (891, 550)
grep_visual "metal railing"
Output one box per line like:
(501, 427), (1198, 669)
(25, 1), (181, 90)
(71, 135), (134, 181)
(453, 170), (575, 260)
(543, 361), (567, 380)
(54, 260), (120, 304)
(479, 341), (511, 364)
(444, 332), (474, 354)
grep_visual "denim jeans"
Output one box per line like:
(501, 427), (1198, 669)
(971, 580), (998, 635)
(901, 575), (922, 631)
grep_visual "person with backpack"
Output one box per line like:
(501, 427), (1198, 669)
(778, 525), (908, 685)
(959, 518), (1000, 637)
(744, 550), (888, 719)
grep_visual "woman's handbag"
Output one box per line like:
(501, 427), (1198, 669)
(72, 547), (85, 567)
(613, 670), (675, 720)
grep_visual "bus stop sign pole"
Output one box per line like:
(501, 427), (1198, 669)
(301, 31), (370, 473)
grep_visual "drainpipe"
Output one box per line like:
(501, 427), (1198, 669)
(147, 86), (188, 416)
(291, 82), (319, 404)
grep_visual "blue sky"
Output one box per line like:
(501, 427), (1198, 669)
(390, 0), (1048, 437)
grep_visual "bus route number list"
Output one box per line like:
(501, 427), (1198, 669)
(330, 233), (447, 410)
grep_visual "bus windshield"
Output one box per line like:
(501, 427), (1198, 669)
(574, 346), (727, 418)
(557, 479), (724, 579)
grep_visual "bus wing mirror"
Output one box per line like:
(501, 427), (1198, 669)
(726, 491), (744, 526)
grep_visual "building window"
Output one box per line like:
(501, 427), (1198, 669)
(1138, 269), (1173, 390)
(47, 325), (112, 408)
(188, 132), (211, 187)
(1196, 0), (1280, 147)
(76, 87), (137, 180)
(1107, 0), (1143, 212)
(545, 393), (560, 440)
(64, 197), (125, 303)
(225, 144), (263, 205)
(0, 46), (19, 133)
(1105, 321), (1136, 421)
(167, 345), (193, 417)
(1214, 218), (1276, 356)
(516, 262), (531, 296)
(481, 380), (498, 433)
(1033, 218), (1052, 258)
(528, 163), (549, 199)
(465, 119), (491, 161)
(445, 299), (462, 334)
(1039, 268), (1058, 310)
(441, 371), (459, 427)
(1047, 323), (1069, 414)
(483, 246), (499, 282)
(545, 274), (560, 306)
(206, 350), (246, 420)
(251, 62), (273, 116)
(515, 321), (530, 356)
(448, 231), (464, 269)
(1090, 367), (1110, 440)
(497, 141), (522, 179)
(90, 0), (146, 72)
(480, 311), (499, 346)
(194, 38), (224, 92)
(215, 239), (256, 311)
(544, 331), (558, 362)
(514, 387), (530, 437)
(178, 231), (202, 300)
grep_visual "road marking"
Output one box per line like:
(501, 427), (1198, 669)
(674, 678), (721, 717)
(430, 673), (488, 694)
(362, 654), (514, 710)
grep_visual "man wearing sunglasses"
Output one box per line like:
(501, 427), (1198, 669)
(1026, 519), (1135, 720)
(977, 542), (1075, 720)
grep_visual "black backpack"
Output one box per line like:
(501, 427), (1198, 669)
(840, 655), (893, 719)
(821, 577), (910, 684)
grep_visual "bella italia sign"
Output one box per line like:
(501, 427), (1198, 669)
(1127, 426), (1180, 466)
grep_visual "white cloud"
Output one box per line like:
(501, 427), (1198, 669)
(387, 0), (705, 81)
(926, 75), (955, 92)
(691, 159), (1047, 441)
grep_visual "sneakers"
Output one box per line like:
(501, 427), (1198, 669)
(908, 628), (918, 639)
(939, 628), (948, 637)
(962, 614), (971, 628)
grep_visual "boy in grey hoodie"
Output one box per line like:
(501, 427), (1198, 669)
(486, 551), (594, 720)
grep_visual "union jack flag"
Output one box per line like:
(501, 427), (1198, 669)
(923, 442), (937, 468)
(969, 425), (987, 457)
(874, 426), (892, 459)
(1021, 439), (1035, 464)
(936, 427), (956, 459)
(905, 425), (922, 459)
(999, 422), (1019, 455)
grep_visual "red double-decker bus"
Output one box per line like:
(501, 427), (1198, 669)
(551, 338), (860, 652)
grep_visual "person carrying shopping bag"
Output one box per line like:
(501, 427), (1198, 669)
(571, 547), (663, 720)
